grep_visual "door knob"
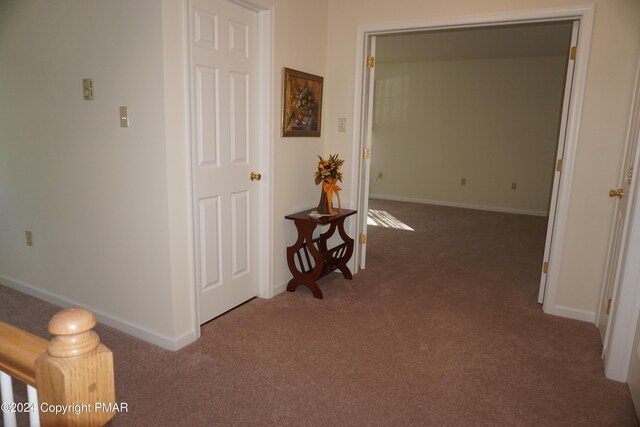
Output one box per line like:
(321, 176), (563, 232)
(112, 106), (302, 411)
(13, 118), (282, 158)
(609, 188), (625, 198)
(250, 171), (262, 181)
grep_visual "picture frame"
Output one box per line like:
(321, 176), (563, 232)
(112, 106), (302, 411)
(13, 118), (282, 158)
(281, 67), (324, 137)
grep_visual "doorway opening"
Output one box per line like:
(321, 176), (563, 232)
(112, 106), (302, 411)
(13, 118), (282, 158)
(352, 7), (594, 318)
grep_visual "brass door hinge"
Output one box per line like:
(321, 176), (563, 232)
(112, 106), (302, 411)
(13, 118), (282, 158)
(363, 148), (371, 160)
(543, 261), (549, 274)
(570, 46), (577, 60)
(628, 166), (634, 185)
(606, 298), (612, 315)
(359, 233), (367, 244)
(367, 56), (375, 69)
(556, 159), (563, 172)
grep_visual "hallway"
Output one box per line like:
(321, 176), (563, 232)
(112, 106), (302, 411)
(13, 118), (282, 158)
(1, 200), (636, 425)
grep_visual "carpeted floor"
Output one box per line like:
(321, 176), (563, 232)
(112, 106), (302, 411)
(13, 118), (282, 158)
(1, 199), (638, 426)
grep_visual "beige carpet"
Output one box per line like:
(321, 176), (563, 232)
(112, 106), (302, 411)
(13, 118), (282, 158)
(1, 199), (637, 426)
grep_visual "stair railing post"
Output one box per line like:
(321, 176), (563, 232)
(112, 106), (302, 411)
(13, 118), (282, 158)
(34, 308), (116, 426)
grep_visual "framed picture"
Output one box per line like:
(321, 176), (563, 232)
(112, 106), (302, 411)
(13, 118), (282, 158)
(281, 68), (324, 137)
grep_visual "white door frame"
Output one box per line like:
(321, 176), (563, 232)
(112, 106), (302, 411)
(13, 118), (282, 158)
(185, 0), (273, 332)
(350, 5), (594, 320)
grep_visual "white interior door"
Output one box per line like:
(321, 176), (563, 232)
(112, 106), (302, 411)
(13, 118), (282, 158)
(622, 70), (640, 411)
(598, 59), (640, 347)
(537, 21), (580, 304)
(357, 35), (376, 270)
(189, 0), (259, 324)
(598, 179), (634, 342)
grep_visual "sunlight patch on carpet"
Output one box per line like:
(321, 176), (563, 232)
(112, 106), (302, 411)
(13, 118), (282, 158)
(367, 209), (414, 231)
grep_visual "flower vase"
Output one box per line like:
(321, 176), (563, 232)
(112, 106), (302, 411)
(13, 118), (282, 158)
(317, 186), (332, 215)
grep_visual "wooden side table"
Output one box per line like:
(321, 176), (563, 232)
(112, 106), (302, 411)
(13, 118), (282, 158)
(285, 209), (357, 299)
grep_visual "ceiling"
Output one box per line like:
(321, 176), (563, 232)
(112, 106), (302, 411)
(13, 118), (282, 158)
(376, 21), (574, 63)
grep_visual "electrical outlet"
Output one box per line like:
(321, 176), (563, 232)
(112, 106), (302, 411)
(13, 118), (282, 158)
(512, 182), (517, 190)
(120, 106), (129, 128)
(461, 178), (466, 186)
(25, 231), (33, 247)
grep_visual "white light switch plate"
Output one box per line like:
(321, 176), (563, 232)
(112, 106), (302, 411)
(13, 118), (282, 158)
(82, 78), (94, 100)
(338, 118), (347, 132)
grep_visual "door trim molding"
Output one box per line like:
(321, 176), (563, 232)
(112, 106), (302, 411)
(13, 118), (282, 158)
(350, 5), (595, 317)
(254, 4), (274, 299)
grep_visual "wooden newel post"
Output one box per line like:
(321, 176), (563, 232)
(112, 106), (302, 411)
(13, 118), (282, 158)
(34, 308), (116, 426)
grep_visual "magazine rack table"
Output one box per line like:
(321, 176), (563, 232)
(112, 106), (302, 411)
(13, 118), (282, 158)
(285, 208), (357, 299)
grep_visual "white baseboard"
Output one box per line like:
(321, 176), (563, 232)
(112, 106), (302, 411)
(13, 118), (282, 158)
(369, 193), (548, 217)
(273, 281), (288, 296)
(545, 304), (596, 323)
(0, 275), (197, 351)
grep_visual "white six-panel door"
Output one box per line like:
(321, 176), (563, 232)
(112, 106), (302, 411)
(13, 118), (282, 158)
(189, 0), (259, 324)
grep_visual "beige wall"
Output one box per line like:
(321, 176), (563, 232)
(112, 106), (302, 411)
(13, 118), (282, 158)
(324, 0), (640, 316)
(370, 56), (567, 215)
(0, 0), (328, 348)
(262, 0), (329, 293)
(0, 1), (177, 339)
